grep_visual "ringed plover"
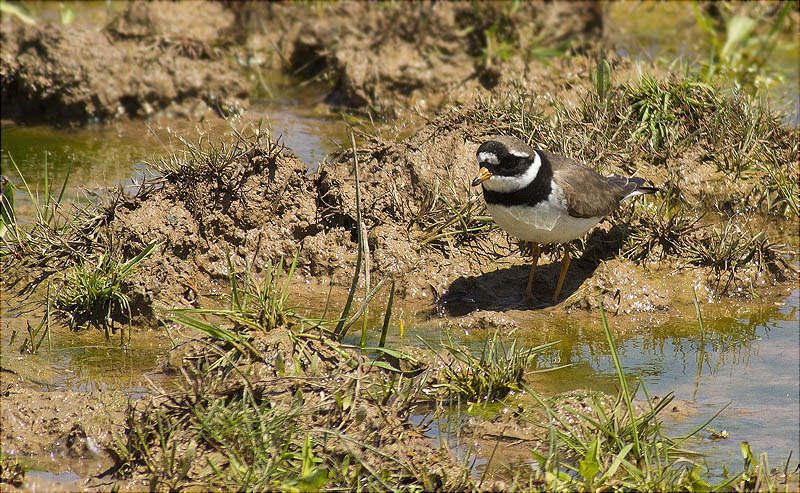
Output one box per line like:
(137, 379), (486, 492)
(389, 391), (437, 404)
(472, 135), (657, 304)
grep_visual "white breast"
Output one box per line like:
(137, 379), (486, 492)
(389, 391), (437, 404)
(486, 186), (601, 244)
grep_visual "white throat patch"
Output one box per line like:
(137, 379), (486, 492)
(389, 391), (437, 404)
(481, 151), (541, 193)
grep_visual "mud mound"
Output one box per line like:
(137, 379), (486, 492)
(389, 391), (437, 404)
(102, 72), (796, 326)
(105, 108), (517, 323)
(103, 120), (491, 323)
(0, 2), (246, 125)
(105, 1), (233, 41)
(108, 133), (317, 317)
(116, 328), (472, 490)
(315, 81), (796, 312)
(10, 71), (794, 330)
(262, 1), (604, 117)
(313, 108), (517, 289)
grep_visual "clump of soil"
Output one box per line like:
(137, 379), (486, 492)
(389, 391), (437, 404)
(1, 2), (607, 125)
(105, 131), (320, 318)
(114, 327), (473, 490)
(98, 114), (513, 324)
(1, 1), (246, 125)
(257, 1), (605, 117)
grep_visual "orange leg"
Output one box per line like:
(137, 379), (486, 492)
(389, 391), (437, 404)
(553, 251), (571, 303)
(523, 243), (541, 303)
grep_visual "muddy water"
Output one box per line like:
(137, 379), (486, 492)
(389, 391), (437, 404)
(0, 300), (167, 394)
(329, 282), (799, 478)
(247, 71), (351, 174)
(1, 86), (348, 214)
(1, 122), (154, 198)
(656, 290), (799, 474)
(541, 290), (799, 475)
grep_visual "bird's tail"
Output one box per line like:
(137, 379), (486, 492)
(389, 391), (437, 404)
(608, 175), (659, 201)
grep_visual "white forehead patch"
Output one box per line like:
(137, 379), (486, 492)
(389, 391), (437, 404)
(481, 151), (542, 193)
(477, 152), (499, 165)
(509, 149), (529, 158)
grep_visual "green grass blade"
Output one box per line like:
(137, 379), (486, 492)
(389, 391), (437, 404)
(279, 249), (300, 305)
(54, 165), (71, 217)
(334, 242), (362, 338)
(118, 241), (160, 278)
(225, 249), (241, 310)
(378, 280), (395, 348)
(600, 301), (641, 458)
(8, 154), (43, 222)
(599, 443), (635, 482)
(0, 176), (15, 227)
(692, 287), (706, 336)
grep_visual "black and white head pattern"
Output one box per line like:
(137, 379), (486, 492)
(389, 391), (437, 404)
(476, 139), (542, 193)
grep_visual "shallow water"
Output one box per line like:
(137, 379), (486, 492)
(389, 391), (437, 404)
(552, 290), (798, 475)
(4, 287), (795, 482)
(413, 288), (799, 479)
(1, 90), (348, 213)
(0, 301), (167, 394)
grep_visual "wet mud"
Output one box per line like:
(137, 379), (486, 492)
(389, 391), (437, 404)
(113, 328), (475, 490)
(2, 1), (605, 126)
(87, 93), (796, 330)
(261, 1), (603, 117)
(0, 375), (126, 489)
(1, 2), (246, 125)
(1, 1), (798, 490)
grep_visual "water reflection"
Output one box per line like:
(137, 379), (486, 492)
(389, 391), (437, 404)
(519, 289), (800, 474)
(524, 297), (795, 391)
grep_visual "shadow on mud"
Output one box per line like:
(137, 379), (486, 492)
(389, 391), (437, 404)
(438, 226), (628, 315)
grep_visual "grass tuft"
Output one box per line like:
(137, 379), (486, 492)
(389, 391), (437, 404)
(166, 250), (309, 362)
(427, 328), (561, 404)
(623, 185), (704, 262)
(410, 177), (497, 257)
(54, 242), (158, 341)
(17, 284), (53, 355)
(1, 154), (111, 296)
(624, 75), (714, 153)
(678, 219), (793, 293)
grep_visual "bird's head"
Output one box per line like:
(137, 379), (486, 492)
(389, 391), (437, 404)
(472, 136), (541, 193)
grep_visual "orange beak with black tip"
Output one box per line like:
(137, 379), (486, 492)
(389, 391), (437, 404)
(472, 167), (492, 187)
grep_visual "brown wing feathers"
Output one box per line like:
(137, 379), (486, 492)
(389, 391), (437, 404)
(544, 151), (657, 218)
